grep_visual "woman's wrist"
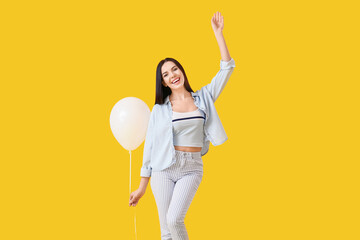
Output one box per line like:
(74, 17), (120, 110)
(214, 31), (223, 38)
(139, 177), (150, 193)
(138, 186), (146, 193)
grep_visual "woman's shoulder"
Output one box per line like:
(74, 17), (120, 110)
(153, 104), (160, 110)
(150, 104), (166, 125)
(154, 103), (167, 110)
(151, 104), (162, 114)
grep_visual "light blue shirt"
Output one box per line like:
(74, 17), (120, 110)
(140, 58), (236, 177)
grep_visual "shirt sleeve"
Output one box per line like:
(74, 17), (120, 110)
(201, 58), (236, 102)
(140, 105), (156, 177)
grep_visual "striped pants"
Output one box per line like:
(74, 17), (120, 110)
(150, 150), (204, 240)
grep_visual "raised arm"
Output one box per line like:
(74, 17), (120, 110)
(211, 11), (231, 62)
(202, 12), (235, 102)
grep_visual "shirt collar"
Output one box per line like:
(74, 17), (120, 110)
(165, 91), (198, 104)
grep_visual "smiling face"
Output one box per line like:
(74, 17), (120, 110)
(161, 60), (185, 90)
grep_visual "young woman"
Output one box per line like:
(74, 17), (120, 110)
(129, 11), (235, 240)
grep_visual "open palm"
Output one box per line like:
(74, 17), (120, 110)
(211, 11), (224, 33)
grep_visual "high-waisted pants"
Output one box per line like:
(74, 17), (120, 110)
(150, 150), (204, 240)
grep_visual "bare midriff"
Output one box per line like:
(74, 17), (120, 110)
(174, 146), (202, 152)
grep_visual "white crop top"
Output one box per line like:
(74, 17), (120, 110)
(172, 108), (205, 147)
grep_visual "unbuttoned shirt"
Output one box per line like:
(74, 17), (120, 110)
(140, 58), (236, 177)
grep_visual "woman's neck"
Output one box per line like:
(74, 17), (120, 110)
(170, 91), (192, 101)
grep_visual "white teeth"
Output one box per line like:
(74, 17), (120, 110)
(172, 78), (180, 84)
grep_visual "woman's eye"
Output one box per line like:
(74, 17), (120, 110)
(163, 68), (177, 77)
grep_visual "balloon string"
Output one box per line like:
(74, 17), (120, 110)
(135, 207), (137, 240)
(129, 150), (138, 240)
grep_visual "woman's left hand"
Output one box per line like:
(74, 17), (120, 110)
(211, 11), (224, 34)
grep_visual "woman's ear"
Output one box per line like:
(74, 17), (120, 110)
(162, 81), (168, 87)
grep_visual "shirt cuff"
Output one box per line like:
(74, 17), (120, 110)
(140, 167), (152, 177)
(220, 58), (235, 70)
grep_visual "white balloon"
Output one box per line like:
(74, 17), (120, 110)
(110, 97), (150, 151)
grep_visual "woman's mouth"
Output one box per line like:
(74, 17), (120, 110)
(172, 78), (180, 84)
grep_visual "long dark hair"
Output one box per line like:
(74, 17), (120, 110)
(155, 58), (194, 105)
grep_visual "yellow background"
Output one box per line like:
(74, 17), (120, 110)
(1, 0), (359, 239)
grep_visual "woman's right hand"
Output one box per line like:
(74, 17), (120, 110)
(129, 188), (145, 207)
